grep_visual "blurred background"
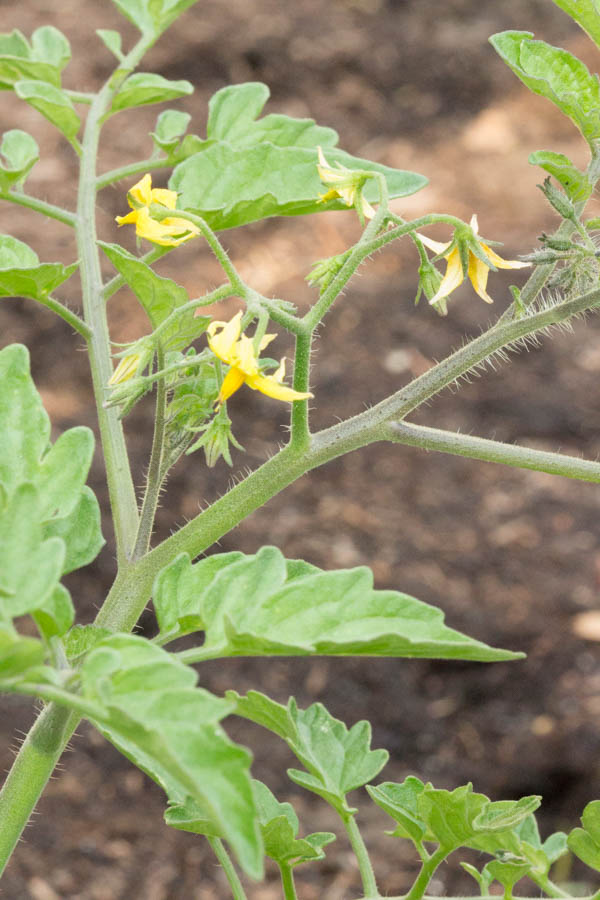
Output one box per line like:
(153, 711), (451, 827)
(1, 1), (600, 897)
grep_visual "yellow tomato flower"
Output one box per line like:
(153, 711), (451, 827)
(116, 173), (199, 247)
(108, 352), (141, 386)
(207, 311), (313, 405)
(419, 214), (529, 305)
(316, 147), (376, 221)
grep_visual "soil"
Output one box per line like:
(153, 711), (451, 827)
(1, 1), (600, 898)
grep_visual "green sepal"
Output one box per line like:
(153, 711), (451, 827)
(490, 31), (600, 146)
(109, 73), (193, 115)
(529, 150), (592, 203)
(96, 29), (123, 61)
(14, 80), (80, 142)
(100, 242), (209, 352)
(0, 235), (77, 302)
(81, 634), (262, 878)
(109, 0), (200, 37)
(170, 142), (427, 231)
(0, 26), (70, 90)
(568, 800), (600, 871)
(0, 130), (39, 193)
(156, 546), (521, 662)
(253, 779), (336, 866)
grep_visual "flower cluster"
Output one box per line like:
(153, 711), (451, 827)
(116, 173), (199, 247)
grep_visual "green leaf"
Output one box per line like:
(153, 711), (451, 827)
(549, 1), (600, 51)
(63, 624), (113, 662)
(529, 150), (592, 203)
(253, 779), (336, 866)
(81, 634), (262, 878)
(110, 72), (193, 115)
(32, 583), (74, 641)
(164, 795), (223, 837)
(100, 242), (210, 352)
(0, 235), (77, 302)
(207, 83), (338, 150)
(419, 784), (490, 850)
(0, 623), (45, 679)
(568, 800), (600, 871)
(0, 343), (50, 492)
(0, 27), (70, 90)
(226, 689), (299, 745)
(151, 109), (192, 153)
(14, 80), (80, 142)
(473, 796), (542, 834)
(0, 130), (39, 193)
(366, 778), (427, 844)
(490, 31), (600, 145)
(110, 0), (200, 37)
(158, 546), (521, 662)
(0, 483), (65, 620)
(469, 812), (567, 875)
(170, 143), (428, 230)
(44, 486), (105, 575)
(485, 857), (531, 891)
(96, 29), (123, 60)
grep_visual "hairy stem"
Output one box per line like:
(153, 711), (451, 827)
(96, 156), (173, 191)
(341, 812), (380, 898)
(208, 838), (248, 900)
(1, 191), (77, 227)
(28, 294), (90, 339)
(405, 847), (451, 900)
(132, 348), (167, 559)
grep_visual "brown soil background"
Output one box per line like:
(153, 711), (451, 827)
(2, 1), (600, 898)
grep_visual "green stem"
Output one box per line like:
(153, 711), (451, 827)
(528, 872), (570, 899)
(1, 191), (76, 227)
(27, 294), (90, 339)
(147, 284), (232, 343)
(65, 89), (94, 105)
(96, 156), (173, 191)
(102, 245), (172, 301)
(151, 205), (240, 286)
(404, 846), (450, 900)
(0, 705), (78, 876)
(279, 862), (299, 900)
(290, 329), (312, 451)
(208, 838), (248, 900)
(386, 421), (600, 483)
(341, 812), (379, 898)
(132, 347), (167, 559)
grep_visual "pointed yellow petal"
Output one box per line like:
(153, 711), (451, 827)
(245, 372), (313, 402)
(469, 213), (479, 234)
(418, 233), (452, 255)
(207, 311), (243, 362)
(129, 174), (153, 207)
(272, 357), (286, 382)
(151, 187), (178, 209)
(479, 241), (530, 270)
(235, 334), (260, 375)
(108, 353), (141, 386)
(467, 254), (494, 303)
(360, 194), (376, 220)
(219, 366), (246, 402)
(259, 333), (277, 352)
(428, 248), (465, 304)
(116, 210), (139, 226)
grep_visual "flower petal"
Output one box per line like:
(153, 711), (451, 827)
(480, 241), (530, 270)
(108, 353), (141, 386)
(235, 334), (260, 376)
(469, 213), (479, 234)
(115, 210), (139, 226)
(467, 254), (494, 303)
(129, 174), (153, 207)
(151, 187), (178, 210)
(245, 372), (313, 402)
(207, 311), (243, 363)
(219, 366), (246, 402)
(428, 247), (465, 304)
(418, 233), (452, 255)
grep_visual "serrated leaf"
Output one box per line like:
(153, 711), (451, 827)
(253, 779), (335, 865)
(568, 801), (600, 871)
(44, 486), (105, 575)
(170, 142), (427, 230)
(490, 31), (600, 145)
(14, 80), (80, 142)
(160, 546), (521, 662)
(0, 623), (45, 679)
(366, 778), (427, 844)
(285, 700), (388, 815)
(226, 689), (298, 744)
(207, 83), (338, 150)
(0, 129), (39, 193)
(96, 29), (123, 60)
(473, 796), (542, 833)
(419, 784), (490, 850)
(110, 72), (193, 115)
(529, 150), (592, 203)
(151, 108), (191, 152)
(485, 857), (531, 890)
(32, 583), (74, 641)
(549, 1), (600, 51)
(100, 242), (209, 352)
(110, 0), (200, 37)
(81, 634), (262, 878)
